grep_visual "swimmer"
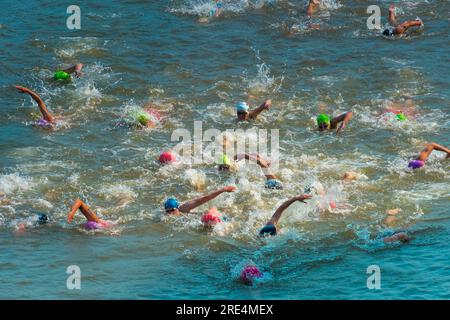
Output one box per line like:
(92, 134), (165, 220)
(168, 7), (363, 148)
(342, 171), (358, 182)
(67, 199), (113, 230)
(307, 0), (320, 17)
(316, 111), (353, 134)
(53, 63), (83, 80)
(211, 0), (223, 17)
(240, 264), (262, 285)
(382, 231), (410, 243)
(259, 194), (312, 236)
(234, 153), (283, 189)
(408, 142), (450, 170)
(164, 186), (236, 215)
(14, 213), (48, 233)
(236, 100), (272, 122)
(382, 5), (423, 37)
(15, 85), (56, 127)
(382, 95), (417, 121)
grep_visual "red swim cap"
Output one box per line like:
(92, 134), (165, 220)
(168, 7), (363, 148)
(159, 151), (176, 165)
(201, 207), (222, 226)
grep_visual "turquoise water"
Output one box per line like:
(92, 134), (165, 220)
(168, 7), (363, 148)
(0, 0), (449, 299)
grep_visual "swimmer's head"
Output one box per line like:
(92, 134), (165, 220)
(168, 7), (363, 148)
(164, 198), (180, 215)
(316, 114), (331, 131)
(84, 221), (100, 230)
(54, 71), (70, 81)
(136, 112), (152, 126)
(236, 102), (250, 121)
(159, 151), (176, 165)
(37, 213), (48, 225)
(217, 154), (231, 172)
(265, 179), (283, 190)
(240, 265), (262, 285)
(408, 159), (425, 170)
(201, 207), (222, 227)
(36, 118), (53, 128)
(259, 224), (277, 236)
(396, 113), (408, 121)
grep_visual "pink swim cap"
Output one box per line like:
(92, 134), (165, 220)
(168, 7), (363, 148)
(159, 151), (176, 165)
(240, 265), (262, 284)
(201, 207), (222, 226)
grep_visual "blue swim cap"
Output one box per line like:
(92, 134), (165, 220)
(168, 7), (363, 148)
(265, 179), (283, 190)
(164, 198), (179, 210)
(259, 224), (277, 236)
(236, 102), (249, 112)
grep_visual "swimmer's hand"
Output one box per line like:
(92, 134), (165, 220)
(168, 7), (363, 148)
(262, 99), (272, 110)
(295, 194), (313, 203)
(389, 5), (395, 13)
(222, 186), (237, 193)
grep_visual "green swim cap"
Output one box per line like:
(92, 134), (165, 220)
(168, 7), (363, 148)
(54, 71), (70, 81)
(218, 154), (231, 166)
(317, 114), (331, 126)
(136, 112), (151, 125)
(396, 113), (407, 121)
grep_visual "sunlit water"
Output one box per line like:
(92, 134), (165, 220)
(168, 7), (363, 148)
(0, 0), (449, 299)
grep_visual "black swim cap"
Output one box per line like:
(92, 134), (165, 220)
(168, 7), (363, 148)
(259, 224), (277, 236)
(382, 29), (391, 36)
(37, 213), (48, 224)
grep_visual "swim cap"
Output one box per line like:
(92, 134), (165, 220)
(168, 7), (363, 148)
(36, 118), (53, 128)
(259, 224), (277, 236)
(37, 213), (48, 224)
(236, 102), (249, 112)
(218, 154), (231, 166)
(84, 221), (100, 230)
(54, 71), (70, 81)
(201, 207), (222, 226)
(396, 113), (408, 121)
(408, 160), (425, 169)
(240, 265), (262, 284)
(316, 114), (331, 127)
(164, 198), (179, 210)
(136, 112), (151, 125)
(159, 151), (176, 165)
(265, 179), (283, 190)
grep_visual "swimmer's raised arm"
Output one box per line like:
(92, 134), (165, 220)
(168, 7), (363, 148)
(259, 194), (312, 236)
(67, 199), (100, 223)
(388, 5), (399, 26)
(15, 85), (55, 123)
(248, 100), (272, 120)
(307, 0), (320, 17)
(417, 143), (450, 162)
(62, 63), (83, 78)
(178, 186), (237, 213)
(330, 111), (353, 134)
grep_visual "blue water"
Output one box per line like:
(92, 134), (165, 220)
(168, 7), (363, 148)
(0, 0), (449, 299)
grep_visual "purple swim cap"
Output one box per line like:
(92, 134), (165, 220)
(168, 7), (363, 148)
(240, 265), (262, 284)
(36, 118), (52, 128)
(408, 160), (425, 169)
(84, 221), (100, 230)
